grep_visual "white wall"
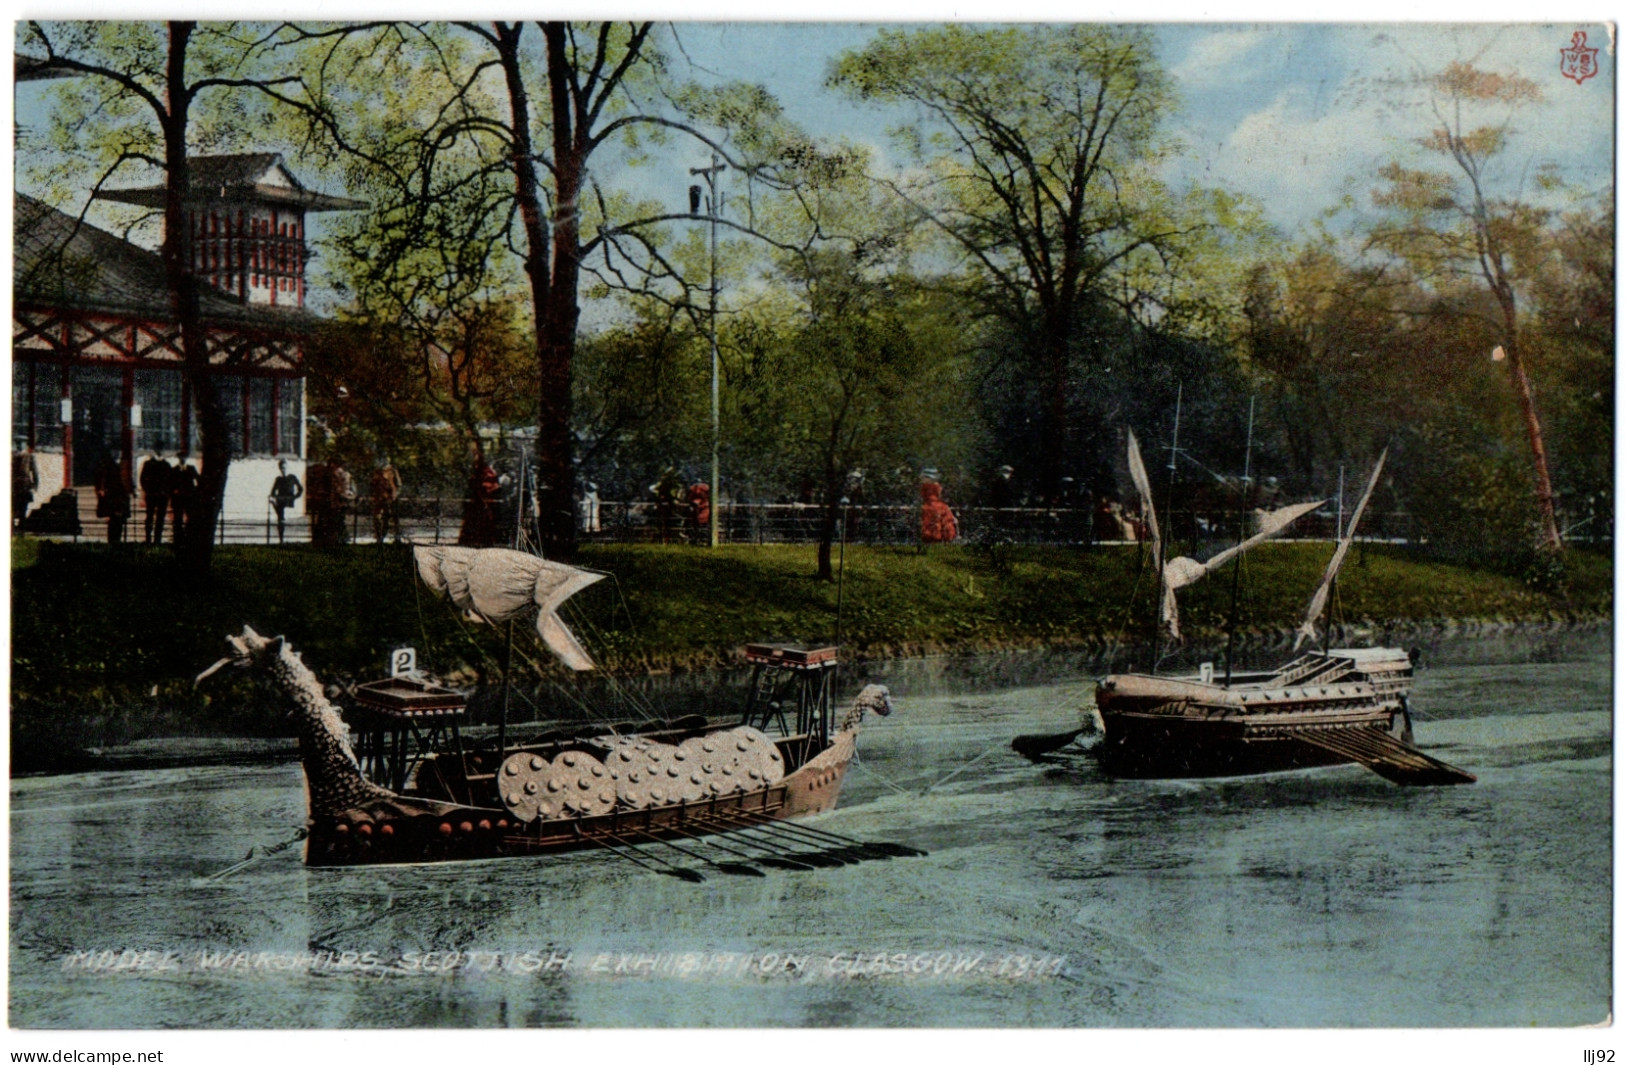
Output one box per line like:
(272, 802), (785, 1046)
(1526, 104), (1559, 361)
(222, 457), (306, 520)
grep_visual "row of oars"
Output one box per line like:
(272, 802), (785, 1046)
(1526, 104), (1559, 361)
(577, 812), (926, 883)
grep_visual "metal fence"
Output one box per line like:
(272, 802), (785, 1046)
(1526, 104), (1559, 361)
(49, 493), (1466, 548)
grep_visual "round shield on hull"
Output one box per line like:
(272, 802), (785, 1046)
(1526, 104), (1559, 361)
(498, 752), (555, 822)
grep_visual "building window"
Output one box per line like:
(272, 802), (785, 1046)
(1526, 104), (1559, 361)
(32, 363), (63, 450)
(12, 362), (31, 451)
(11, 362), (67, 452)
(134, 368), (183, 454)
(187, 382), (199, 455)
(217, 375), (244, 455)
(248, 377), (274, 455)
(276, 379), (302, 457)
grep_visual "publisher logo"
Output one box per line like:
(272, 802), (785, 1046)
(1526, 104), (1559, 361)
(1560, 30), (1600, 85)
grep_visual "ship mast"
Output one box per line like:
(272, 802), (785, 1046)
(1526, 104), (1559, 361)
(1295, 449), (1388, 652)
(1223, 395), (1256, 687)
(497, 443), (529, 759)
(1149, 384), (1182, 674)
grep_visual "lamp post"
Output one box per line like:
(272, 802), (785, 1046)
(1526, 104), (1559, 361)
(689, 154), (725, 548)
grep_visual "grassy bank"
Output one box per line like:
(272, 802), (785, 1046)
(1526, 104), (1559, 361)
(9, 538), (1611, 765)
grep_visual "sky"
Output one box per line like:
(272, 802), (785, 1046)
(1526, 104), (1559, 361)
(662, 21), (1615, 239)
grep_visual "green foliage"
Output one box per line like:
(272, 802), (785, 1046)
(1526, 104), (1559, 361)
(1399, 418), (1540, 560)
(1365, 58), (1570, 551)
(306, 304), (538, 470)
(829, 24), (1184, 322)
(828, 24), (1271, 503)
(11, 536), (42, 571)
(15, 23), (1609, 583)
(1518, 545), (1569, 596)
(573, 316), (710, 499)
(1528, 191), (1615, 529)
(723, 251), (978, 551)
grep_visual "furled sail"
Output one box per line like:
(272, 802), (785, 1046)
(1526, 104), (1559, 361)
(1295, 449), (1387, 650)
(414, 546), (604, 671)
(1126, 430), (1161, 571)
(1161, 499), (1324, 641)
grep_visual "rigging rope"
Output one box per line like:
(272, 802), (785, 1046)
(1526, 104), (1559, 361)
(1102, 547), (1150, 676)
(917, 739), (1008, 795)
(577, 571), (665, 722)
(846, 757), (911, 798)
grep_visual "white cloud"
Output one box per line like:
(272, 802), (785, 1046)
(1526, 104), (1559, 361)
(1165, 85), (1393, 234)
(1171, 28), (1275, 89)
(1167, 24), (1613, 237)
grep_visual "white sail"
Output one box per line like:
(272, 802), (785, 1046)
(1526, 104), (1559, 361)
(1161, 499), (1325, 641)
(413, 546), (605, 671)
(1126, 430), (1161, 571)
(1295, 449), (1388, 650)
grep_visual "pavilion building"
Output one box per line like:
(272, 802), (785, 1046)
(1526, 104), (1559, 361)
(12, 153), (363, 530)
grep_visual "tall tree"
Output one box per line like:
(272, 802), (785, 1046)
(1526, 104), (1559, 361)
(1528, 190), (1615, 543)
(20, 20), (295, 574)
(1369, 60), (1564, 551)
(830, 25), (1197, 503)
(730, 251), (973, 580)
(290, 22), (824, 558)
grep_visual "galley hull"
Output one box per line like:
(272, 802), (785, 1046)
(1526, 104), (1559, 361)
(1093, 648), (1475, 786)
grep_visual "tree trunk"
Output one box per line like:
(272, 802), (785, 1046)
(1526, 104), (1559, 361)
(536, 315), (578, 558)
(540, 25), (585, 560)
(1474, 162), (1563, 554)
(504, 24), (583, 559)
(160, 21), (226, 577)
(495, 24), (551, 321)
(1038, 324), (1070, 504)
(816, 482), (842, 582)
(1500, 333), (1563, 551)
(491, 22), (580, 560)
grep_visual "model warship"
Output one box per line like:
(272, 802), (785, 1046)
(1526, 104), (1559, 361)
(201, 546), (908, 872)
(1022, 430), (1475, 787)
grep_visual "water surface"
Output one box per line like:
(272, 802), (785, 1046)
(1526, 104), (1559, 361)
(10, 629), (1610, 1027)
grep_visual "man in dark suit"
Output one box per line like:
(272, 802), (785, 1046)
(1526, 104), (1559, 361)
(140, 454), (173, 544)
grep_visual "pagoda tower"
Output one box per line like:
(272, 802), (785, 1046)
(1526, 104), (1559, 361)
(96, 152), (365, 308)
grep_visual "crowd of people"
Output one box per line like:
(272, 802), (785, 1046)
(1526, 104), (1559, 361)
(13, 443), (1159, 549)
(645, 466), (715, 544)
(73, 451), (205, 546)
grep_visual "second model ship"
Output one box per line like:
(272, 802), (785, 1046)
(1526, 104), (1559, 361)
(1090, 434), (1475, 787)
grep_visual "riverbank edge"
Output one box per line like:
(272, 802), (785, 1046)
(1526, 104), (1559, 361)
(13, 612), (1608, 779)
(613, 609), (1614, 675)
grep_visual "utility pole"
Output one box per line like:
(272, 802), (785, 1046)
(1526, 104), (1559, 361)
(690, 154), (726, 548)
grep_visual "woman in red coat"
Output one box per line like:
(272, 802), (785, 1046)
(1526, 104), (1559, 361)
(687, 481), (711, 538)
(920, 479), (958, 545)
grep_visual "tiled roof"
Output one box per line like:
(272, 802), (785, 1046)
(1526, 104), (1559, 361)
(188, 153), (290, 189)
(13, 194), (316, 328)
(95, 153), (367, 212)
